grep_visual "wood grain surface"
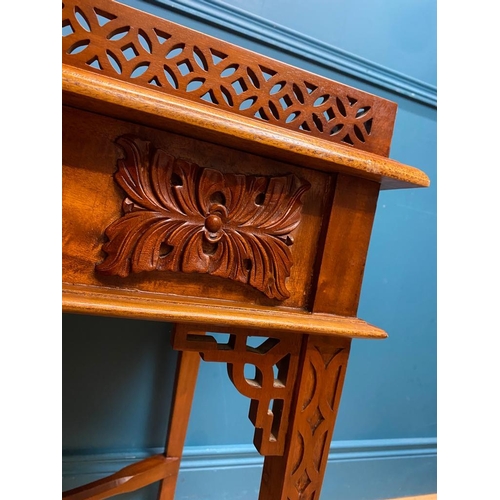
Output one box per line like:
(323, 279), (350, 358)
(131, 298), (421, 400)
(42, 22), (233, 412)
(63, 105), (330, 310)
(63, 64), (430, 190)
(62, 0), (397, 156)
(61, 2), (431, 499)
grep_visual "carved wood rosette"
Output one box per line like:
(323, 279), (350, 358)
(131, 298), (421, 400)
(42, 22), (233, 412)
(259, 335), (351, 500)
(96, 135), (310, 300)
(172, 324), (302, 456)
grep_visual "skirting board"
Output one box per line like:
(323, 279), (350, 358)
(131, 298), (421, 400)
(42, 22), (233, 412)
(62, 437), (437, 500)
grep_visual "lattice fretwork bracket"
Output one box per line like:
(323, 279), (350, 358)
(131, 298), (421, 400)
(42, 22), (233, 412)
(172, 324), (302, 456)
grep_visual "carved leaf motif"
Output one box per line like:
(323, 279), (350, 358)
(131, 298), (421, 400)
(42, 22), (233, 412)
(96, 135), (310, 300)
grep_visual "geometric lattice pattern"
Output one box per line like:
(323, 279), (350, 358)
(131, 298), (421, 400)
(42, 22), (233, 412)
(63, 0), (397, 156)
(172, 325), (302, 456)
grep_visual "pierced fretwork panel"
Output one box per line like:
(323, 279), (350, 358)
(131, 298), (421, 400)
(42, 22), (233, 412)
(288, 340), (349, 498)
(172, 324), (302, 456)
(259, 335), (351, 500)
(62, 0), (396, 156)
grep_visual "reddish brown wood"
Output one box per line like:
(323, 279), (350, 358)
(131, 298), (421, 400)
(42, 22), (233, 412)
(62, 65), (430, 191)
(63, 105), (329, 311)
(62, 283), (388, 338)
(96, 135), (310, 300)
(62, 455), (178, 500)
(61, 3), (430, 500)
(258, 335), (351, 500)
(172, 325), (302, 455)
(157, 325), (202, 500)
(252, 175), (381, 499)
(62, 0), (397, 156)
(312, 174), (381, 316)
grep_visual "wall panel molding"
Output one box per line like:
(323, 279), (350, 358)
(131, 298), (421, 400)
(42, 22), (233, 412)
(63, 438), (437, 498)
(148, 0), (437, 107)
(62, 437), (437, 474)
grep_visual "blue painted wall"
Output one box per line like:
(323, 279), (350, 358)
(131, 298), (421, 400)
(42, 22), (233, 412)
(63, 0), (436, 498)
(209, 0), (437, 85)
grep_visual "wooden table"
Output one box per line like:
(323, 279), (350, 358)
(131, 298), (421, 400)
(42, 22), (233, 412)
(62, 1), (430, 498)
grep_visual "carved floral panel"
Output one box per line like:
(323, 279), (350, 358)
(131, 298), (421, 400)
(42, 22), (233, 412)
(96, 135), (310, 300)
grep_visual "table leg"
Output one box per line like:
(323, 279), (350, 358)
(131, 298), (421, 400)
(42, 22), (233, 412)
(157, 324), (202, 500)
(258, 334), (351, 500)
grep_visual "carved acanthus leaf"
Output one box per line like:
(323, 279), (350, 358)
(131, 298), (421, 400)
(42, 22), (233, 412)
(96, 135), (310, 300)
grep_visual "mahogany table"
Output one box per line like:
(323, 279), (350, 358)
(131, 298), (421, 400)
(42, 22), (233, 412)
(62, 1), (430, 498)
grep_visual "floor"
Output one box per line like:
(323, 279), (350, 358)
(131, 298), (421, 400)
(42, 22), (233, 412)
(390, 496), (436, 500)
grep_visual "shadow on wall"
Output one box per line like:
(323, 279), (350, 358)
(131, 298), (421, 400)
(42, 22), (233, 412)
(62, 314), (176, 452)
